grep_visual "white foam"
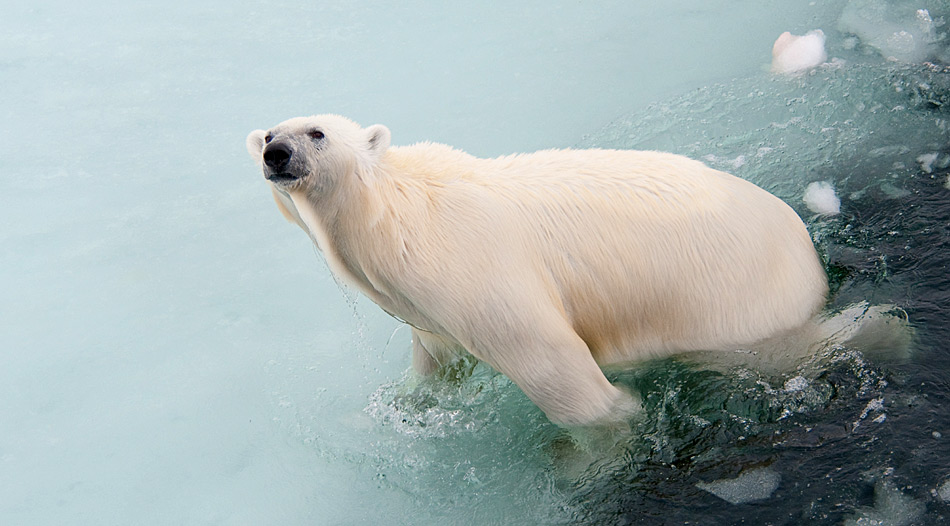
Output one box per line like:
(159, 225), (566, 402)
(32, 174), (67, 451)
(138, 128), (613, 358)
(783, 376), (809, 392)
(817, 302), (914, 362)
(843, 480), (925, 526)
(853, 397), (886, 430)
(803, 181), (841, 215)
(771, 30), (827, 74)
(696, 467), (781, 504)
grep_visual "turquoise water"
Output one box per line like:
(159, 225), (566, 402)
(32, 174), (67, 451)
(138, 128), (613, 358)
(2, 1), (949, 524)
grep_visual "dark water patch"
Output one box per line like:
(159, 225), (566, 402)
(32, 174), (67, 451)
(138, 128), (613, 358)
(562, 349), (898, 525)
(569, 63), (950, 524)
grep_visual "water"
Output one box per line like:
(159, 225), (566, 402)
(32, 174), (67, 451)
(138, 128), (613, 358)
(2, 1), (949, 525)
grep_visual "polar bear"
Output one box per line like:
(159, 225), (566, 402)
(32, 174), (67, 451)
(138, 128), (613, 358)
(245, 114), (831, 427)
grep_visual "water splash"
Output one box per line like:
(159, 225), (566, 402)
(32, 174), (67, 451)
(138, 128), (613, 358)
(365, 359), (509, 438)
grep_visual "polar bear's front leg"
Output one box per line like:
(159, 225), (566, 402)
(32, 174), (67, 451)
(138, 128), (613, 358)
(509, 356), (640, 428)
(478, 324), (641, 427)
(412, 328), (466, 376)
(411, 328), (441, 376)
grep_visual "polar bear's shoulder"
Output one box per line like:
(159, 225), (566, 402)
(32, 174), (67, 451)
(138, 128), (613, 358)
(380, 145), (712, 185)
(382, 143), (480, 182)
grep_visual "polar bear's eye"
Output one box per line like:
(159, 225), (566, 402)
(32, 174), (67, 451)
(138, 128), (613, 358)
(264, 134), (273, 144)
(308, 130), (325, 140)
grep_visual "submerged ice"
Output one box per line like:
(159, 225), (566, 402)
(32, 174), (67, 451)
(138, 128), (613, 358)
(696, 467), (781, 504)
(839, 0), (949, 63)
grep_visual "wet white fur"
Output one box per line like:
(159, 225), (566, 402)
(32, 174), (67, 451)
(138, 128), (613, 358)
(246, 115), (829, 427)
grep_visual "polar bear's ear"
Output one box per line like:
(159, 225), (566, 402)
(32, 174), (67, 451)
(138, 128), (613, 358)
(246, 130), (267, 161)
(365, 124), (391, 160)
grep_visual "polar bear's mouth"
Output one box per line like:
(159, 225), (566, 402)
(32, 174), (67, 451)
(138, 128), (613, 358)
(266, 172), (300, 184)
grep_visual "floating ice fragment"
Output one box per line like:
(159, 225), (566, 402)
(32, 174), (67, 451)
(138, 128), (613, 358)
(938, 479), (950, 502)
(843, 480), (925, 526)
(696, 467), (781, 504)
(803, 181), (841, 215)
(917, 152), (938, 174)
(919, 152), (950, 177)
(771, 30), (827, 74)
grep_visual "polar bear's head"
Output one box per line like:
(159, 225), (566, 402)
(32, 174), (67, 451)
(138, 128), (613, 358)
(246, 114), (391, 192)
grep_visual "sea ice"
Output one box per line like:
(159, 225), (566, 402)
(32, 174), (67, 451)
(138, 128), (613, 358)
(696, 467), (781, 504)
(771, 30), (827, 74)
(803, 181), (841, 215)
(838, 0), (946, 63)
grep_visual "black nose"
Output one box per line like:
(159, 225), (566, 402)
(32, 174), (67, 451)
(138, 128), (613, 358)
(263, 142), (293, 172)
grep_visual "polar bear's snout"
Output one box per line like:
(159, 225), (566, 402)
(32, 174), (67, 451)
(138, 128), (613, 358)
(262, 141), (297, 182)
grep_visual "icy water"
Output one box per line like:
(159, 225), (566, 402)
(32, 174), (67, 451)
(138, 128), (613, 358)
(2, 1), (950, 525)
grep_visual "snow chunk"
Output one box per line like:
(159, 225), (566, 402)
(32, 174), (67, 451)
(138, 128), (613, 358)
(696, 467), (781, 504)
(771, 30), (827, 74)
(804, 181), (841, 215)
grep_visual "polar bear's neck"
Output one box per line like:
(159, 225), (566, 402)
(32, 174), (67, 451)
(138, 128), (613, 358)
(283, 161), (431, 323)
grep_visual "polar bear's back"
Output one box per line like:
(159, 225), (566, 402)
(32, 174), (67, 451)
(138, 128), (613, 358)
(383, 146), (828, 364)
